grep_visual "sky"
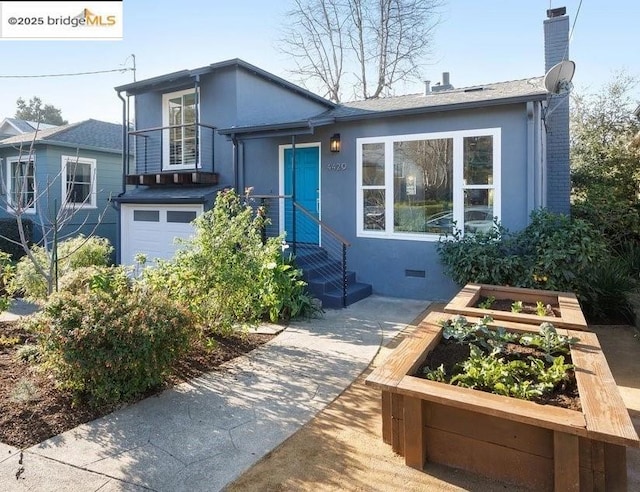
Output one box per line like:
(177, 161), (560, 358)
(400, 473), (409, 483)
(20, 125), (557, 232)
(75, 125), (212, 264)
(0, 0), (637, 125)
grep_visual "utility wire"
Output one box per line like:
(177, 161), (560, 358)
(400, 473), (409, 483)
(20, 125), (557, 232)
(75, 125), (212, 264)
(0, 67), (134, 79)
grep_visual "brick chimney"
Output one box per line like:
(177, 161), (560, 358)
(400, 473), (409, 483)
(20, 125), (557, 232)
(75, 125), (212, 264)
(544, 7), (570, 214)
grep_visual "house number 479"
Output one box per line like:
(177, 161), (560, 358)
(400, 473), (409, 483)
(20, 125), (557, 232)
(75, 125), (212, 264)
(327, 163), (347, 171)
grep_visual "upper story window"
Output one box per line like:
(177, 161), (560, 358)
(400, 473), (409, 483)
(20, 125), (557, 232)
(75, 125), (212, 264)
(62, 155), (96, 208)
(357, 128), (501, 241)
(162, 88), (197, 170)
(6, 156), (36, 214)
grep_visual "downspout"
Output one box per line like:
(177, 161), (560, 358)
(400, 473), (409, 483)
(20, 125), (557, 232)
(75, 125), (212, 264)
(232, 135), (239, 192)
(526, 102), (535, 215)
(114, 89), (128, 265)
(291, 135), (296, 255)
(116, 90), (128, 198)
(194, 75), (200, 169)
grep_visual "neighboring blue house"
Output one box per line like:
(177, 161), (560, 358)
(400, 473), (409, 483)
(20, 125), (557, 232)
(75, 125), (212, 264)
(114, 8), (571, 306)
(0, 119), (123, 251)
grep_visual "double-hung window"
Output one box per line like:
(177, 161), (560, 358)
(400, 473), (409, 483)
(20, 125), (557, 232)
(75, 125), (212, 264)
(62, 156), (96, 208)
(6, 156), (36, 213)
(357, 128), (501, 240)
(162, 89), (198, 170)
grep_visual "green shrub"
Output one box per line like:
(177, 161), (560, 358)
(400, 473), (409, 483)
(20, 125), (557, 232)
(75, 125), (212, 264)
(29, 266), (194, 406)
(580, 258), (636, 324)
(514, 209), (607, 294)
(10, 235), (113, 300)
(0, 251), (15, 312)
(0, 218), (32, 260)
(259, 253), (320, 323)
(437, 221), (526, 287)
(144, 189), (319, 334)
(438, 209), (611, 319)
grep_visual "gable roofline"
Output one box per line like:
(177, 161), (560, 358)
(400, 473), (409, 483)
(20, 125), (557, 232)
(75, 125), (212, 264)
(114, 58), (336, 109)
(0, 119), (122, 154)
(0, 117), (59, 134)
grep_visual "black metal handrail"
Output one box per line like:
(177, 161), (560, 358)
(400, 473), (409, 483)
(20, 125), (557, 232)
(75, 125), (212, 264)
(293, 202), (351, 308)
(126, 123), (217, 175)
(245, 195), (352, 308)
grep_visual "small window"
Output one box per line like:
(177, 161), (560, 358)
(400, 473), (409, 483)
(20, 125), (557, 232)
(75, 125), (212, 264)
(167, 210), (197, 223)
(62, 156), (96, 208)
(133, 210), (160, 222)
(6, 157), (36, 213)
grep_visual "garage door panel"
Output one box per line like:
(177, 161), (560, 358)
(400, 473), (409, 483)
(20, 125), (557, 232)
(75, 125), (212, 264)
(121, 204), (203, 265)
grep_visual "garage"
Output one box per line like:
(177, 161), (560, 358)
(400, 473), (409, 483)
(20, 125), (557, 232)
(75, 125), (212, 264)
(120, 204), (204, 266)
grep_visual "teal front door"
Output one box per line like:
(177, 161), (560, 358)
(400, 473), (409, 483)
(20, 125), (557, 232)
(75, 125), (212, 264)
(284, 146), (320, 244)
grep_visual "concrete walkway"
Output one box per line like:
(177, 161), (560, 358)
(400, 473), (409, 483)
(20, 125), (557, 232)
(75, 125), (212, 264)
(0, 295), (430, 492)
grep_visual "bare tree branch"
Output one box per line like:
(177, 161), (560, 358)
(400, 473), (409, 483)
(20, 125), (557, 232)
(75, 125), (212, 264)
(280, 0), (443, 101)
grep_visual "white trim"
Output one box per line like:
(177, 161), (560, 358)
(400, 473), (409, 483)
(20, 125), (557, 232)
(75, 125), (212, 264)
(278, 142), (322, 244)
(356, 128), (501, 242)
(61, 155), (97, 209)
(5, 155), (36, 214)
(161, 88), (200, 171)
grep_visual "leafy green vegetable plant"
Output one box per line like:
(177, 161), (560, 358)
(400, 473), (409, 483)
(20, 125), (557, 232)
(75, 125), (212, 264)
(477, 295), (495, 309)
(511, 300), (523, 313)
(535, 301), (547, 317)
(424, 317), (579, 402)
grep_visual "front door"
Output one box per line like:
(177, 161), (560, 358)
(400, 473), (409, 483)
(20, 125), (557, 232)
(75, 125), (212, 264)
(283, 145), (320, 244)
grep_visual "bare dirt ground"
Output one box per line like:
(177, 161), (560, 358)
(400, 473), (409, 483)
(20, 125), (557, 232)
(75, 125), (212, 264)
(0, 318), (274, 449)
(226, 306), (640, 492)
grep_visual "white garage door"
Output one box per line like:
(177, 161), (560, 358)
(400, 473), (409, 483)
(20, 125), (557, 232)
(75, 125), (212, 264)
(121, 204), (203, 266)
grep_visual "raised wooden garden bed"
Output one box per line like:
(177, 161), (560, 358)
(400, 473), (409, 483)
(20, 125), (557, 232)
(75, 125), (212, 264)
(445, 283), (588, 331)
(365, 311), (639, 491)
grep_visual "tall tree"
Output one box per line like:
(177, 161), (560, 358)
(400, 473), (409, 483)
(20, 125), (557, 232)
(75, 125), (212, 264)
(15, 96), (68, 126)
(280, 0), (443, 102)
(570, 72), (640, 249)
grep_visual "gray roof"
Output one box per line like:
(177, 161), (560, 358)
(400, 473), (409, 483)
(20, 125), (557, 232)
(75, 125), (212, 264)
(0, 119), (122, 153)
(220, 77), (548, 137)
(115, 58), (335, 110)
(634, 104), (640, 118)
(325, 77), (547, 120)
(114, 185), (226, 204)
(0, 117), (58, 133)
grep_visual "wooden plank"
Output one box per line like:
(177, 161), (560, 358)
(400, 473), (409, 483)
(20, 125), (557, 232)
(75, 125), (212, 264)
(558, 294), (588, 331)
(365, 312), (443, 390)
(604, 443), (627, 491)
(397, 376), (588, 437)
(569, 330), (640, 447)
(403, 397), (426, 470)
(445, 284), (589, 330)
(554, 432), (580, 492)
(426, 401), (553, 458)
(381, 391), (392, 445)
(391, 393), (404, 455)
(425, 426), (553, 491)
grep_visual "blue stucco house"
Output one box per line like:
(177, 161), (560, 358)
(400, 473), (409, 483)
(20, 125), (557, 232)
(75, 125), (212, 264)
(114, 8), (571, 306)
(0, 119), (123, 251)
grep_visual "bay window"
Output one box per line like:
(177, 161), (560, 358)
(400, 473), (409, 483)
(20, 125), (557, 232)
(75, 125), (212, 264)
(357, 129), (500, 240)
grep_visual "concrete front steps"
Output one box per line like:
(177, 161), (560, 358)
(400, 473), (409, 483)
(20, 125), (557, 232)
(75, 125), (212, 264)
(292, 244), (372, 309)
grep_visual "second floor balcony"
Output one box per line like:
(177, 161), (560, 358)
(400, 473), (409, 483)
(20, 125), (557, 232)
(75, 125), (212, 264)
(126, 123), (219, 186)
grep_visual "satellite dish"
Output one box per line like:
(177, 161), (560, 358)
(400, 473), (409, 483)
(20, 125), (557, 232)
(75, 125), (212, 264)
(544, 60), (576, 94)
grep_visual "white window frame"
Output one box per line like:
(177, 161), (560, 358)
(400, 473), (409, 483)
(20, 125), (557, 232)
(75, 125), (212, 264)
(162, 88), (200, 171)
(356, 128), (501, 241)
(6, 155), (36, 214)
(61, 155), (97, 209)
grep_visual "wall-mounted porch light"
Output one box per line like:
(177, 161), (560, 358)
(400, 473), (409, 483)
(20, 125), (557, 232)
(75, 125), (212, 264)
(330, 133), (341, 153)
